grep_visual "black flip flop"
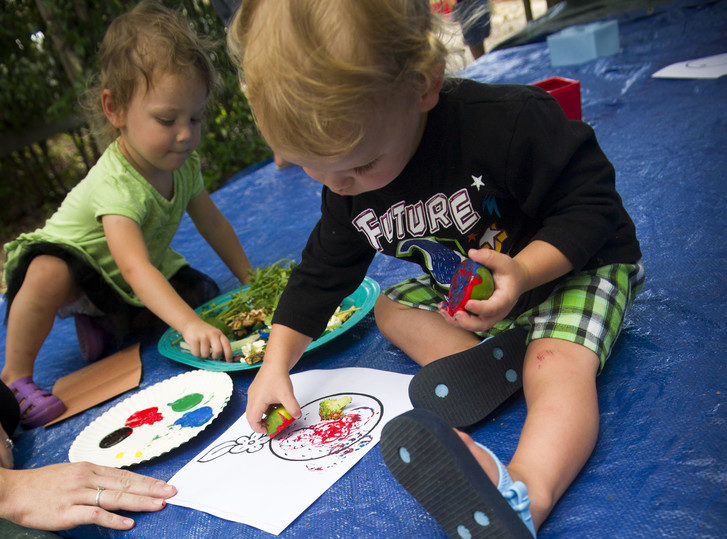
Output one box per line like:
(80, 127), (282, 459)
(380, 408), (534, 538)
(408, 326), (527, 428)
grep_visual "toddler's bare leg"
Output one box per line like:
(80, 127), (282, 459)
(374, 294), (479, 366)
(1, 255), (80, 384)
(461, 337), (600, 531)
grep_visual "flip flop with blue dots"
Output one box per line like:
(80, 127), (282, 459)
(408, 326), (527, 428)
(380, 408), (535, 538)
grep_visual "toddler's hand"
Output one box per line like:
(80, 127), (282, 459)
(180, 319), (232, 361)
(440, 249), (528, 332)
(246, 362), (300, 434)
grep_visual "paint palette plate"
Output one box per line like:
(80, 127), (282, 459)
(157, 276), (380, 371)
(68, 370), (233, 468)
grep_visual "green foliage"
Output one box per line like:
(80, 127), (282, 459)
(0, 0), (271, 221)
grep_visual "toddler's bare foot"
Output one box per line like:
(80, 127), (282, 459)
(455, 429), (500, 484)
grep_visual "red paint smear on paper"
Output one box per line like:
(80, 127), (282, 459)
(308, 413), (362, 447)
(125, 406), (164, 428)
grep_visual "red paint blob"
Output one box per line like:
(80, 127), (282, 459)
(308, 413), (362, 447)
(125, 406), (164, 428)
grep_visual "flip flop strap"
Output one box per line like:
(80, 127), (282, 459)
(476, 442), (537, 537)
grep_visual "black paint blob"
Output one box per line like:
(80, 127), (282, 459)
(99, 426), (133, 448)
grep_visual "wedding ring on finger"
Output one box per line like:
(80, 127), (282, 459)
(95, 486), (105, 507)
(3, 438), (12, 449)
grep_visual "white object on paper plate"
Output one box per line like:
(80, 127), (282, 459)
(69, 370), (232, 468)
(168, 367), (414, 535)
(652, 52), (727, 79)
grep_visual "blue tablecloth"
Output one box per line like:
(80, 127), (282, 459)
(3, 0), (725, 536)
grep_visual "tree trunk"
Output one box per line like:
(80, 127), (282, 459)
(34, 0), (84, 84)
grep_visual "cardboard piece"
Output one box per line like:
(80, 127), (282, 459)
(45, 343), (142, 426)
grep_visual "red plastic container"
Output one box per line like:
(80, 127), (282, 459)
(530, 76), (582, 120)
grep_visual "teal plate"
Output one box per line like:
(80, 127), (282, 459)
(157, 276), (380, 372)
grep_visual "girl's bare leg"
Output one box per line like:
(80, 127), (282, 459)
(1, 255), (80, 384)
(374, 294), (479, 366)
(460, 337), (600, 531)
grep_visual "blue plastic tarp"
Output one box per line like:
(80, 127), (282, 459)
(2, 0), (725, 536)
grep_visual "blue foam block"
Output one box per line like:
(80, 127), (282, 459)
(547, 19), (620, 66)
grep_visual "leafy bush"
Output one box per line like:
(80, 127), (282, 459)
(0, 0), (271, 232)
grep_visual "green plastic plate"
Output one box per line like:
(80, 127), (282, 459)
(157, 276), (380, 372)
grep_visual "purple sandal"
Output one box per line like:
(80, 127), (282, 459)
(74, 314), (109, 362)
(8, 377), (66, 428)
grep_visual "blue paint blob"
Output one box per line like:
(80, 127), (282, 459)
(506, 369), (518, 383)
(492, 347), (504, 360)
(399, 446), (411, 463)
(435, 383), (449, 398)
(474, 511), (490, 526)
(174, 406), (214, 428)
(457, 524), (472, 539)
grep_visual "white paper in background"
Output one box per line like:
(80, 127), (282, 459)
(168, 367), (413, 535)
(652, 52), (727, 79)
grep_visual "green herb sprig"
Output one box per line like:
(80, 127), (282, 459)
(201, 259), (297, 322)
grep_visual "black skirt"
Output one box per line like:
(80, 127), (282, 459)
(3, 242), (219, 343)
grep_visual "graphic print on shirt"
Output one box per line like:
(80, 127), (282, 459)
(479, 223), (508, 250)
(351, 188), (481, 251)
(396, 237), (468, 288)
(351, 179), (509, 289)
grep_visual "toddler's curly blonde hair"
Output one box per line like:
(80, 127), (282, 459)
(82, 0), (220, 148)
(228, 0), (448, 160)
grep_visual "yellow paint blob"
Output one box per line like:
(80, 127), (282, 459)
(116, 452), (124, 459)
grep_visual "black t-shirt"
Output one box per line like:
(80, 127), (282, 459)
(273, 79), (642, 338)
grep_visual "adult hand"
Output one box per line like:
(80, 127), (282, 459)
(0, 461), (177, 531)
(246, 362), (300, 434)
(439, 248), (528, 332)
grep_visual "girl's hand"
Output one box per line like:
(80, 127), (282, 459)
(439, 248), (529, 333)
(246, 362), (301, 434)
(180, 319), (232, 361)
(0, 462), (176, 531)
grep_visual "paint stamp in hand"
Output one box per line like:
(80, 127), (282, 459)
(444, 259), (494, 316)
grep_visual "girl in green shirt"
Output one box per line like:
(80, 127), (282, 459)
(1, 1), (253, 428)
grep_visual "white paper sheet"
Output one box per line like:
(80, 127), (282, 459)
(168, 367), (413, 535)
(652, 52), (727, 79)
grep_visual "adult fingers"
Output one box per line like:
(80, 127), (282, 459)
(90, 465), (177, 498)
(92, 487), (168, 513)
(66, 505), (135, 530)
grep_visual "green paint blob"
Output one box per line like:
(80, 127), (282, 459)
(169, 392), (204, 412)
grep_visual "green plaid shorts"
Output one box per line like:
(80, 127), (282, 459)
(384, 260), (645, 368)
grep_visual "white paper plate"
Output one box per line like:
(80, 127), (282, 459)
(69, 370), (233, 468)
